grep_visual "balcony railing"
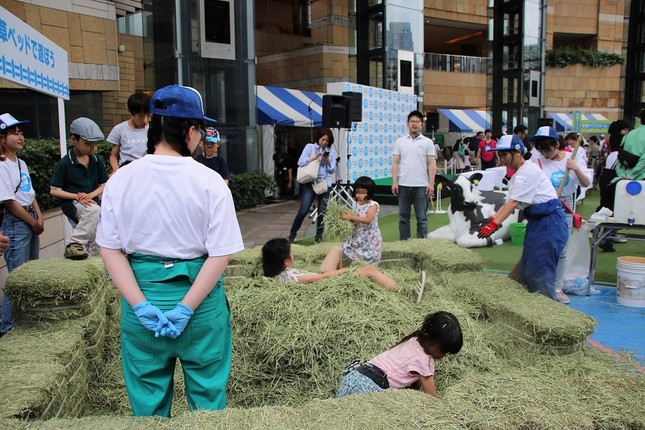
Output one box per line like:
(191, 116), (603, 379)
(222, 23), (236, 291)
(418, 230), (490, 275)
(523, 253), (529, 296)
(423, 53), (488, 74)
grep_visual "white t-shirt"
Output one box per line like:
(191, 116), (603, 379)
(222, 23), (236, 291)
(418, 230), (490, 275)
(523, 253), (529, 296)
(277, 267), (313, 283)
(0, 157), (35, 206)
(106, 121), (149, 165)
(534, 150), (589, 198)
(507, 160), (558, 208)
(393, 134), (436, 187)
(96, 155), (244, 259)
(605, 151), (619, 169)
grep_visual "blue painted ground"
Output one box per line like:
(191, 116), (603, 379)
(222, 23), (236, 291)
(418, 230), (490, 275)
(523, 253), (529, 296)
(568, 286), (645, 365)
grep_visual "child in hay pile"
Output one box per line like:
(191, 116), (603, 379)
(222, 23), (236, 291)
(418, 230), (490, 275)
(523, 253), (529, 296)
(320, 176), (383, 268)
(336, 311), (463, 398)
(261, 238), (426, 303)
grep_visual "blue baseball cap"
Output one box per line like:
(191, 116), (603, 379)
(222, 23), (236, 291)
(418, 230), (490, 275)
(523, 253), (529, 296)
(491, 134), (526, 153)
(0, 113), (30, 131)
(529, 126), (559, 142)
(150, 84), (217, 123)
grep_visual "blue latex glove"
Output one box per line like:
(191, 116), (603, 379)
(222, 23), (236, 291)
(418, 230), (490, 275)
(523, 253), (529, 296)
(132, 301), (171, 335)
(162, 303), (194, 339)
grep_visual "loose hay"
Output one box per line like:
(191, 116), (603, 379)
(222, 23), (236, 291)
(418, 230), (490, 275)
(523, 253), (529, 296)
(321, 198), (354, 242)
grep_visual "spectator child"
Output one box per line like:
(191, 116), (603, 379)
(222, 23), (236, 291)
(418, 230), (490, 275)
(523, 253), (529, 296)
(0, 113), (44, 336)
(337, 311), (463, 398)
(107, 92), (151, 174)
(51, 118), (109, 260)
(195, 127), (232, 185)
(261, 238), (426, 302)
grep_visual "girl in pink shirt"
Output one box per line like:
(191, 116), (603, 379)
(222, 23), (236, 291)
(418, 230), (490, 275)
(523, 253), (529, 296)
(337, 311), (462, 398)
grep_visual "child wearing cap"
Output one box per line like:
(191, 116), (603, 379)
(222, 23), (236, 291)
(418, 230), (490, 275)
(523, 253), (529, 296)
(107, 92), (151, 174)
(196, 126), (232, 185)
(96, 84), (244, 417)
(477, 133), (568, 301)
(0, 113), (44, 336)
(50, 117), (109, 260)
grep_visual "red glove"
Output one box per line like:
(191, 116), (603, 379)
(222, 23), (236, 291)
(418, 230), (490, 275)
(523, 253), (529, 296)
(478, 218), (500, 238)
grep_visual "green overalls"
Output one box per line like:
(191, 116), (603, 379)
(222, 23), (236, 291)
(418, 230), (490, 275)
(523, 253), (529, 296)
(121, 254), (232, 417)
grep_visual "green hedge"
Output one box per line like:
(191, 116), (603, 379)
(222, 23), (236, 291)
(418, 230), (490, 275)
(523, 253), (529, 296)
(17, 139), (273, 212)
(545, 47), (623, 68)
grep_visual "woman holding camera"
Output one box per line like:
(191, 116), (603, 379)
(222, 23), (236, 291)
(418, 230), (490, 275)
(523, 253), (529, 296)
(288, 128), (337, 244)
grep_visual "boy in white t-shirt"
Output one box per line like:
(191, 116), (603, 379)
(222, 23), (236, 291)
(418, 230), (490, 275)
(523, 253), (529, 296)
(107, 92), (151, 174)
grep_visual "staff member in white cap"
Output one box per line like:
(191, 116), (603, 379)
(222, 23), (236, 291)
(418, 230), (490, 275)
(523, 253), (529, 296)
(0, 113), (43, 336)
(96, 84), (244, 417)
(477, 134), (568, 301)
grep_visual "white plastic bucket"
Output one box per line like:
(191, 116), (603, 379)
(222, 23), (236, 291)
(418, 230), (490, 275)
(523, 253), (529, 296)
(616, 256), (645, 308)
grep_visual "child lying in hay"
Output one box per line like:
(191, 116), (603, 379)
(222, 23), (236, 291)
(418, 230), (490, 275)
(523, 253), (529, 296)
(261, 238), (425, 303)
(337, 311), (462, 398)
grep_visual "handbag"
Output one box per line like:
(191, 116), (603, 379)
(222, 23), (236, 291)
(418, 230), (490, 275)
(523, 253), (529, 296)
(296, 157), (321, 184)
(312, 179), (328, 195)
(560, 198), (582, 230)
(617, 145), (640, 169)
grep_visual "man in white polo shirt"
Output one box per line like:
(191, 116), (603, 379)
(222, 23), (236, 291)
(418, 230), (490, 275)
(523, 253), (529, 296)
(391, 110), (437, 240)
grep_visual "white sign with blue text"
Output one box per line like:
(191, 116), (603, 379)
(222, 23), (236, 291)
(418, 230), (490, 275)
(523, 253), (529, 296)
(0, 5), (69, 99)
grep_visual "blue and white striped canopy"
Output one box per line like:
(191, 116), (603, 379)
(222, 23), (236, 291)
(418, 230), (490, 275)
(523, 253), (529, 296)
(438, 108), (491, 132)
(548, 113), (609, 132)
(257, 85), (323, 127)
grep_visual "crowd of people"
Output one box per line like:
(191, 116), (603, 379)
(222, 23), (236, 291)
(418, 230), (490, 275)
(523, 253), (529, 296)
(1, 85), (644, 412)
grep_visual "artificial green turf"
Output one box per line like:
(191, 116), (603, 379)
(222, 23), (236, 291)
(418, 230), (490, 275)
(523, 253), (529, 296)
(297, 189), (644, 283)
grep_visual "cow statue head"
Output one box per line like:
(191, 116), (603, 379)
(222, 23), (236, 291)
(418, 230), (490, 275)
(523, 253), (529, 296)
(428, 174), (521, 248)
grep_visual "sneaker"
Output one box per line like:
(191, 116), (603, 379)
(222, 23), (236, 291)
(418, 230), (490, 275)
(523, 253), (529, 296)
(315, 237), (323, 244)
(613, 235), (627, 243)
(599, 242), (615, 252)
(64, 243), (88, 260)
(411, 270), (426, 304)
(556, 290), (570, 305)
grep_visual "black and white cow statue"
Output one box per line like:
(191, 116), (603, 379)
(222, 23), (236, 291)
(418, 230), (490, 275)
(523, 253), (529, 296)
(427, 173), (522, 248)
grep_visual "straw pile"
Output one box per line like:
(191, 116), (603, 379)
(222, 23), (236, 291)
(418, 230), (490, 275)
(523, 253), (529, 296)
(321, 197), (354, 241)
(1, 241), (644, 428)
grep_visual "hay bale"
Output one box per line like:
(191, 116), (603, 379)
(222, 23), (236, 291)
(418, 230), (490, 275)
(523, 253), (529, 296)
(383, 239), (484, 273)
(0, 320), (89, 420)
(4, 257), (106, 321)
(442, 271), (595, 351)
